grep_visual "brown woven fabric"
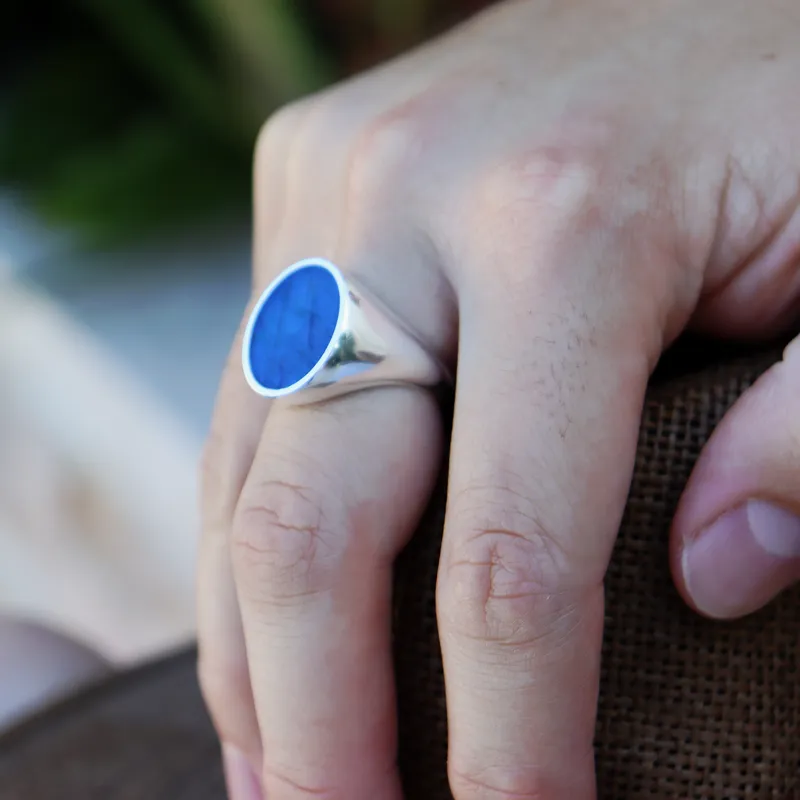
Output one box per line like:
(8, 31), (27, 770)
(1, 343), (798, 798)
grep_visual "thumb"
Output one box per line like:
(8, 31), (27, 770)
(671, 336), (800, 619)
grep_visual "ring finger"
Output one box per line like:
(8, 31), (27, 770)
(233, 386), (441, 797)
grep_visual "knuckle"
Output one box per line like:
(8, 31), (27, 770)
(199, 404), (235, 504)
(346, 106), (428, 204)
(254, 99), (312, 175)
(198, 434), (223, 520)
(199, 432), (240, 534)
(461, 135), (622, 273)
(198, 379), (250, 529)
(199, 370), (238, 508)
(449, 764), (553, 800)
(196, 653), (251, 740)
(232, 478), (340, 604)
(263, 755), (396, 799)
(262, 766), (343, 799)
(440, 489), (582, 649)
(478, 143), (603, 226)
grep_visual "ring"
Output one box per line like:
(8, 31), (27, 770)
(242, 258), (446, 404)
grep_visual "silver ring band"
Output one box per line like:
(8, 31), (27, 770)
(242, 258), (445, 404)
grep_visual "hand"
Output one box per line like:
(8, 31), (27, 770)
(198, 1), (800, 797)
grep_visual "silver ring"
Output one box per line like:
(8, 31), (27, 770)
(242, 258), (446, 404)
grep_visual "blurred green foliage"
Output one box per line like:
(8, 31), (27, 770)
(0, 0), (488, 248)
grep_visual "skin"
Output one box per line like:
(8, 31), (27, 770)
(198, 1), (800, 797)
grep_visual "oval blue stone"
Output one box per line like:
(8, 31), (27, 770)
(248, 264), (341, 391)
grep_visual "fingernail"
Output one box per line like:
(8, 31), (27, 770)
(683, 500), (800, 618)
(223, 745), (264, 800)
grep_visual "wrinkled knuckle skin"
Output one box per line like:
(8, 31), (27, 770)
(346, 106), (429, 206)
(232, 480), (340, 605)
(440, 495), (579, 649)
(449, 763), (554, 800)
(263, 766), (346, 800)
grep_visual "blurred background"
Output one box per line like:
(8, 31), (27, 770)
(0, 0), (491, 674)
